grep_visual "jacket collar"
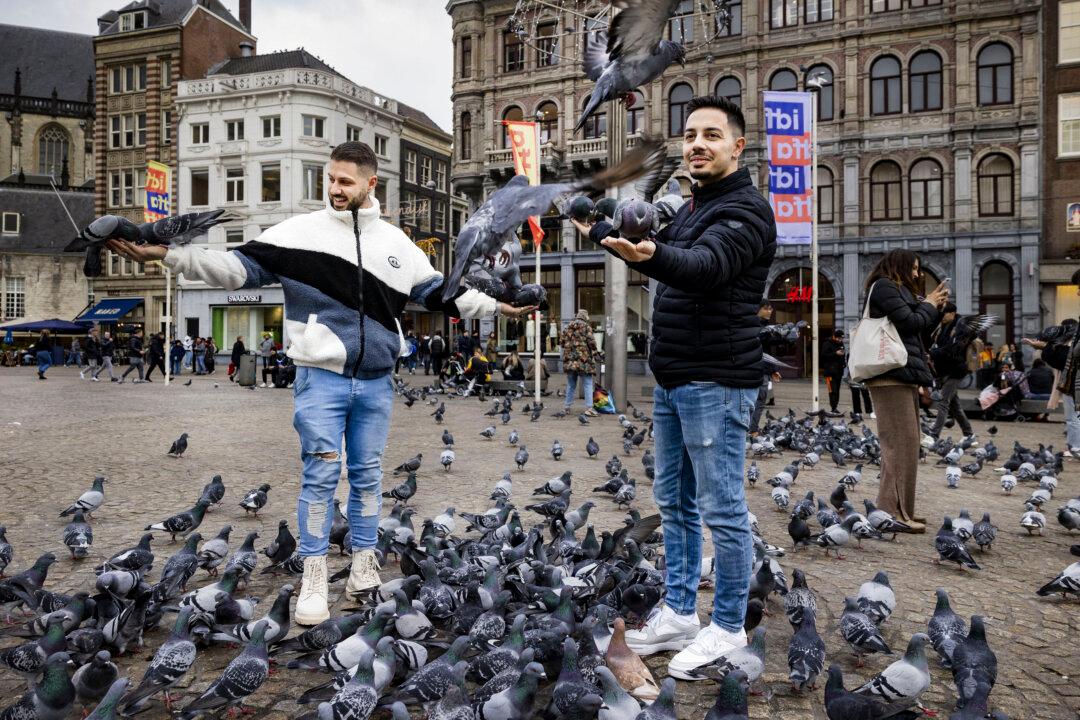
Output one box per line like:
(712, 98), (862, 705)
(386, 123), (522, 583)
(690, 167), (753, 207)
(326, 198), (382, 231)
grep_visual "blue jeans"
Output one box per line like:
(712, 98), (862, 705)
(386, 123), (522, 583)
(564, 372), (595, 410)
(171, 358), (183, 376)
(652, 382), (757, 632)
(196, 354), (206, 374)
(292, 366), (394, 556)
(36, 351), (52, 375)
(1064, 395), (1080, 450)
(183, 350), (192, 369)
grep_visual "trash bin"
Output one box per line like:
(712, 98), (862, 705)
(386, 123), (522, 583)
(237, 353), (257, 386)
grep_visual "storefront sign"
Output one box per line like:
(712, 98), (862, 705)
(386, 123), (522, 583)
(144, 160), (171, 223)
(764, 91), (814, 246)
(786, 285), (814, 303)
(226, 294), (261, 303)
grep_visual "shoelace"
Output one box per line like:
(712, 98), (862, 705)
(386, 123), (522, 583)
(300, 562), (326, 600)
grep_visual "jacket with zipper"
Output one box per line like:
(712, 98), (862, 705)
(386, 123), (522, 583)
(163, 199), (497, 377)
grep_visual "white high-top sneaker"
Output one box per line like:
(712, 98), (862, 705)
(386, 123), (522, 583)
(623, 604), (701, 655)
(667, 623), (747, 680)
(295, 555), (330, 626)
(345, 548), (381, 600)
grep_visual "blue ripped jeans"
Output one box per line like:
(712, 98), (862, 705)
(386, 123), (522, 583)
(652, 382), (757, 632)
(292, 366), (394, 556)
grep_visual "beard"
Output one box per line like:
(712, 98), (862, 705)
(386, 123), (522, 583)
(331, 188), (368, 211)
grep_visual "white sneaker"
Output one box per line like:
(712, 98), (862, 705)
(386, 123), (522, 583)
(623, 604), (700, 656)
(668, 623), (747, 680)
(260, 383), (267, 388)
(295, 556), (330, 626)
(91, 377), (100, 382)
(79, 371), (85, 380)
(869, 412), (876, 419)
(345, 548), (382, 600)
(920, 433), (936, 449)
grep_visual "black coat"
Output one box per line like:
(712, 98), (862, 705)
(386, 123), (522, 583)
(821, 338), (845, 376)
(592, 167), (776, 388)
(865, 278), (940, 386)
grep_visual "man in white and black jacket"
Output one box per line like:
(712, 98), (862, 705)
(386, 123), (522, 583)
(108, 142), (533, 625)
(572, 95), (776, 680)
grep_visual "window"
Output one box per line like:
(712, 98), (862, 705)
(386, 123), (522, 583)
(909, 159), (943, 219)
(109, 171), (121, 207)
(871, 0), (900, 11)
(375, 180), (387, 213)
(109, 63), (146, 93)
(4, 277), (25, 320)
(1062, 2), (1080, 64)
(121, 169), (137, 206)
(910, 0), (942, 5)
(805, 0), (833, 23)
(374, 134), (388, 156)
(537, 102), (559, 144)
(162, 110), (172, 145)
(38, 126), (68, 178)
(435, 162), (446, 191)
(460, 36), (473, 78)
(627, 93), (644, 134)
(502, 106), (523, 148)
(977, 154), (1014, 216)
(136, 112), (147, 146)
(769, 69), (798, 91)
(225, 119), (244, 141)
(262, 116), (281, 138)
(261, 163), (281, 202)
(1060, 94), (1080, 156)
(191, 123), (209, 144)
(225, 167), (244, 203)
(717, 0), (742, 36)
(190, 168), (209, 206)
(504, 28), (524, 72)
(160, 57), (171, 86)
(122, 115), (137, 147)
(225, 228), (244, 249)
(716, 77), (742, 106)
(870, 161), (902, 220)
(977, 43), (1013, 106)
(460, 112), (472, 159)
(817, 166), (834, 224)
(435, 202), (447, 232)
(771, 0), (798, 28)
(406, 150), (417, 183)
(870, 56), (902, 115)
(119, 10), (146, 31)
(669, 0), (694, 42)
(910, 51), (943, 112)
(346, 124), (362, 142)
(110, 116), (122, 149)
(979, 262), (1014, 347)
(1, 212), (19, 234)
(806, 65), (833, 120)
(420, 156), (432, 186)
(302, 115), (325, 138)
(536, 23), (558, 67)
(302, 164), (324, 201)
(668, 83), (693, 137)
(581, 95), (607, 139)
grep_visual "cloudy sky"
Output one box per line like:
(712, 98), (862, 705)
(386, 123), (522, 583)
(0, 0), (454, 130)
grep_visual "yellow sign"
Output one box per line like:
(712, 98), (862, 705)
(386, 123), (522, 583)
(144, 160), (171, 223)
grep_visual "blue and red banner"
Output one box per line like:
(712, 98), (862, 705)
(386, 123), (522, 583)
(764, 91), (813, 246)
(144, 160), (171, 223)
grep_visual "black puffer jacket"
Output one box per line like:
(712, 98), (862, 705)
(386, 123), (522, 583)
(592, 167), (776, 388)
(865, 278), (940, 386)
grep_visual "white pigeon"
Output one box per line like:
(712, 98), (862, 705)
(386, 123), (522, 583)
(952, 510), (975, 542)
(856, 571), (896, 626)
(433, 507), (456, 537)
(854, 633), (932, 714)
(1000, 474), (1017, 494)
(1020, 504), (1046, 536)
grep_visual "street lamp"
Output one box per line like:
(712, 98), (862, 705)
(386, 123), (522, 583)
(803, 70), (831, 412)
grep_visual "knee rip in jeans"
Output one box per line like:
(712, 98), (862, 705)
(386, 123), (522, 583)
(306, 450), (339, 462)
(359, 490), (380, 517)
(303, 501), (328, 539)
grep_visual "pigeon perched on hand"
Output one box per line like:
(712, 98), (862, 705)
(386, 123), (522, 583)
(66, 210), (225, 277)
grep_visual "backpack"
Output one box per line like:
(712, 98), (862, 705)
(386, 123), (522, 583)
(430, 336), (445, 356)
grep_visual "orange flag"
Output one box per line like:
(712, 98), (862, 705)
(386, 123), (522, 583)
(503, 120), (545, 246)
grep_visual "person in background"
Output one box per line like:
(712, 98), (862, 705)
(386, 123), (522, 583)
(429, 330), (447, 380)
(1022, 315), (1080, 448)
(1009, 342), (1024, 372)
(821, 328), (846, 414)
(560, 309), (599, 417)
(1027, 358), (1054, 401)
(194, 337), (206, 375)
(182, 334), (194, 372)
(485, 331), (499, 364)
(418, 334), (431, 375)
(145, 332), (166, 382)
(455, 329), (473, 358)
(996, 343), (1012, 370)
(91, 331), (116, 382)
(405, 331), (418, 374)
(33, 330), (53, 380)
(749, 301), (780, 436)
(526, 353), (550, 394)
(81, 328), (101, 380)
(848, 374), (874, 419)
(205, 337), (218, 374)
(65, 337), (83, 368)
(464, 344), (491, 384)
(259, 332), (276, 374)
(926, 301), (977, 445)
(119, 329), (145, 384)
(502, 349), (525, 381)
(170, 339), (184, 377)
(229, 335), (246, 382)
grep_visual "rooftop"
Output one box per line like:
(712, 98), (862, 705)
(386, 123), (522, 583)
(0, 25), (95, 101)
(0, 185), (96, 254)
(97, 0), (248, 37)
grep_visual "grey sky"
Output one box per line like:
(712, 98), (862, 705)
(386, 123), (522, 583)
(0, 0), (454, 131)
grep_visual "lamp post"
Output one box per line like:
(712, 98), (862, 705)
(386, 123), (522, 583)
(805, 70), (831, 413)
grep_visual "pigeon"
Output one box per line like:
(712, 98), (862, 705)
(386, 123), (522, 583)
(823, 664), (918, 720)
(198, 475), (226, 508)
(72, 650), (119, 706)
(270, 613), (366, 657)
(198, 525), (232, 576)
(945, 466), (961, 489)
(68, 210), (225, 275)
(0, 615), (67, 680)
(1020, 503), (1046, 536)
(586, 437), (600, 458)
(100, 534), (154, 573)
(605, 617), (659, 700)
(950, 616), (998, 701)
(551, 439), (564, 461)
(634, 676), (677, 720)
(302, 648), (381, 720)
(862, 500), (911, 539)
(934, 517), (980, 570)
(288, 605), (396, 673)
(1057, 506), (1080, 534)
(474, 659), (546, 720)
(534, 471), (573, 496)
(382, 635), (471, 706)
(212, 585), (293, 646)
(60, 476), (106, 520)
(82, 677), (129, 720)
(784, 569), (817, 627)
(515, 446), (530, 471)
(704, 669), (750, 720)
(788, 613), (826, 691)
(442, 429), (455, 447)
(183, 379), (192, 386)
(953, 510), (975, 542)
(480, 426), (497, 440)
(0, 527), (10, 577)
(63, 510), (94, 559)
(440, 449), (455, 471)
(145, 499), (211, 542)
(167, 433), (189, 458)
(574, 0), (687, 133)
(927, 588), (966, 668)
(156, 533), (204, 599)
(224, 531), (260, 582)
(1036, 561), (1080, 598)
(1000, 474), (1016, 494)
(508, 429), (520, 446)
(119, 607), (197, 715)
(856, 571), (896, 626)
(179, 620), (270, 719)
(433, 507), (457, 538)
(238, 484), (271, 516)
(839, 597), (892, 665)
(812, 515), (858, 559)
(0, 651), (75, 719)
(972, 513), (997, 552)
(441, 140), (665, 301)
(682, 626), (766, 687)
(393, 453), (423, 475)
(854, 633), (932, 715)
(594, 665), (640, 720)
(383, 473), (418, 504)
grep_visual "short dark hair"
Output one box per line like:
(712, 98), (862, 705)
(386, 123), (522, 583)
(685, 95), (746, 137)
(943, 301), (957, 314)
(1032, 358), (1046, 368)
(759, 300), (773, 310)
(330, 141), (378, 174)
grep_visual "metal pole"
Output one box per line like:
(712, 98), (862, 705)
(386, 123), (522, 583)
(810, 91), (820, 412)
(164, 266), (171, 386)
(605, 97), (628, 412)
(534, 251), (541, 404)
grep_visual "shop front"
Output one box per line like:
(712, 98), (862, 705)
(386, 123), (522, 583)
(177, 287), (285, 360)
(767, 268), (836, 378)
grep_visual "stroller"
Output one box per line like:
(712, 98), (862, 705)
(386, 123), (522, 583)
(978, 368), (1029, 421)
(441, 353), (486, 396)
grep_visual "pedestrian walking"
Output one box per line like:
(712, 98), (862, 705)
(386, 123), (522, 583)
(90, 331), (116, 382)
(169, 339), (184, 377)
(182, 333), (193, 371)
(559, 310), (599, 415)
(429, 330), (447, 379)
(81, 328), (101, 380)
(145, 332), (166, 381)
(33, 330), (53, 380)
(229, 335), (246, 381)
(119, 329), (145, 383)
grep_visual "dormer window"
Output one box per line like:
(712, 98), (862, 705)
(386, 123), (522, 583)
(120, 10), (147, 31)
(2, 212), (19, 234)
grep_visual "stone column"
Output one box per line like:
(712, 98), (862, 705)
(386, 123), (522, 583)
(954, 244), (973, 314)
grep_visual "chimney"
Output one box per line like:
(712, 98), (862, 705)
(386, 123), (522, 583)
(239, 41), (255, 58)
(239, 0), (251, 32)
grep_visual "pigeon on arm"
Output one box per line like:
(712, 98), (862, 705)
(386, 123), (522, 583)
(66, 211), (225, 277)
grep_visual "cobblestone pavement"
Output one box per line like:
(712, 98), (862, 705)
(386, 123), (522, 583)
(0, 366), (1077, 719)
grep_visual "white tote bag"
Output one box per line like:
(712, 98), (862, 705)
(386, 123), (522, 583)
(847, 281), (908, 382)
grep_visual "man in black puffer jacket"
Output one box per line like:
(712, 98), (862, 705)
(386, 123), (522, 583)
(573, 94), (776, 679)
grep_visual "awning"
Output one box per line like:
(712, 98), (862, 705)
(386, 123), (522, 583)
(0, 318), (93, 333)
(76, 298), (144, 322)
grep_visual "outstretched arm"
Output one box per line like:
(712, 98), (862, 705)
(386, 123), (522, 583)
(106, 239), (278, 290)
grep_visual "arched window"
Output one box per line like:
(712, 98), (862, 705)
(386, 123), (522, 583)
(580, 94), (607, 139)
(626, 91), (645, 135)
(870, 160), (902, 220)
(870, 56), (902, 115)
(979, 261), (1013, 347)
(977, 153), (1014, 216)
(668, 83), (694, 137)
(38, 125), (69, 179)
(977, 43), (1013, 106)
(460, 112), (471, 160)
(501, 106), (523, 148)
(715, 76), (742, 107)
(806, 65), (833, 121)
(909, 159), (943, 219)
(536, 101), (559, 144)
(817, 166), (834, 224)
(769, 69), (798, 91)
(909, 51), (943, 112)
